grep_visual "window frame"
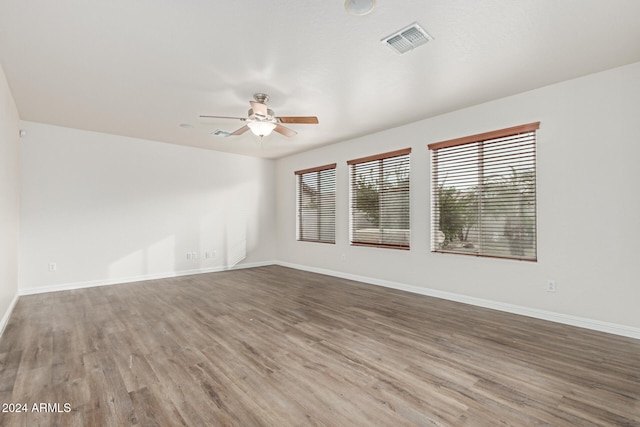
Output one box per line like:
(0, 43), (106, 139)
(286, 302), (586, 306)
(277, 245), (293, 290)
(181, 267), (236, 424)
(347, 148), (411, 250)
(295, 163), (337, 244)
(428, 122), (539, 261)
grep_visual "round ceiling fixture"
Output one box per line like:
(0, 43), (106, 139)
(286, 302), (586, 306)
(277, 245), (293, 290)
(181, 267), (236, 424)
(345, 0), (376, 16)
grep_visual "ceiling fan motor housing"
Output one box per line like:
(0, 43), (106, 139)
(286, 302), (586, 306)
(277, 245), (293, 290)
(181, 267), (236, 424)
(248, 108), (275, 121)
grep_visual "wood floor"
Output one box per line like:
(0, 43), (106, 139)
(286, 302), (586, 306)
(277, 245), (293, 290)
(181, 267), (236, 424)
(0, 266), (638, 426)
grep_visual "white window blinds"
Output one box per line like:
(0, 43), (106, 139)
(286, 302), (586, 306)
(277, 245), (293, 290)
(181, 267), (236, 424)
(428, 123), (539, 261)
(295, 164), (337, 244)
(348, 148), (411, 249)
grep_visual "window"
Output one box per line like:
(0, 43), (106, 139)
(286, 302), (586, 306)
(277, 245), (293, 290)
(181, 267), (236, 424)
(348, 148), (411, 249)
(428, 123), (539, 261)
(295, 164), (336, 243)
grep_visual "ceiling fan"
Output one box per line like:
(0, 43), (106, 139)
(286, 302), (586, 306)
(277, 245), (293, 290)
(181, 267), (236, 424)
(200, 93), (319, 138)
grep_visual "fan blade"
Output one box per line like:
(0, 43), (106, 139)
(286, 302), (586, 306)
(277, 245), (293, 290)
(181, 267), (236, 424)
(199, 115), (246, 121)
(273, 124), (297, 137)
(230, 125), (250, 136)
(250, 101), (268, 118)
(277, 116), (319, 124)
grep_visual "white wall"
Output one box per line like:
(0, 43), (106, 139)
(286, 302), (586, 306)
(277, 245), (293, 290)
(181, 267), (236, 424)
(0, 64), (21, 330)
(276, 62), (640, 333)
(20, 122), (276, 292)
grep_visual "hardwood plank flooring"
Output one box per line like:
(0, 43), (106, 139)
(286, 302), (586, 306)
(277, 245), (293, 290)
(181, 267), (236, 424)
(0, 265), (638, 426)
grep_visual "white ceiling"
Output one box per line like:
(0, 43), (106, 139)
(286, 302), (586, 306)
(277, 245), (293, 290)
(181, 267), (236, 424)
(1, 1), (640, 159)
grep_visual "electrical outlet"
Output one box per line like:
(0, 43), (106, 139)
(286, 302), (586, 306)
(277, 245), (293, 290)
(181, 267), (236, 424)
(547, 280), (557, 292)
(48, 262), (57, 272)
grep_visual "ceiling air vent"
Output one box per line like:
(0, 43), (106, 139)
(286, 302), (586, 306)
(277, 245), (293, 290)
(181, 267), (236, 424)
(382, 22), (433, 55)
(211, 129), (231, 137)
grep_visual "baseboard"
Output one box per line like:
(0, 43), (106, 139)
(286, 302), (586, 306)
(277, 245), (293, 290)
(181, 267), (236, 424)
(0, 293), (20, 338)
(275, 261), (640, 340)
(19, 261), (276, 296)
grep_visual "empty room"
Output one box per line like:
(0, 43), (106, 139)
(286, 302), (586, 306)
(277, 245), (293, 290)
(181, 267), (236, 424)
(1, 1), (639, 425)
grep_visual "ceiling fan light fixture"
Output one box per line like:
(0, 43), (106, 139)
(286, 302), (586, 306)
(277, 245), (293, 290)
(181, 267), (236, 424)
(345, 0), (376, 16)
(247, 121), (276, 137)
